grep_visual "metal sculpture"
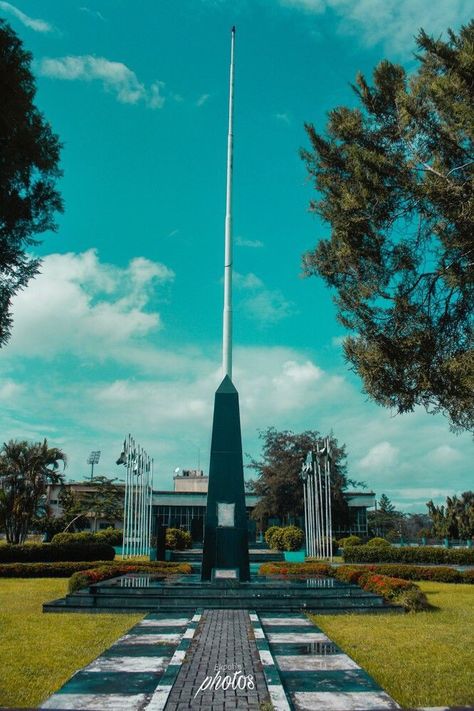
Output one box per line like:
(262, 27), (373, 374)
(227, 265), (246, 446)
(300, 437), (333, 560)
(116, 434), (153, 558)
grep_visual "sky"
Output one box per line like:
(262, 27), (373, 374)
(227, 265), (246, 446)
(0, 0), (472, 512)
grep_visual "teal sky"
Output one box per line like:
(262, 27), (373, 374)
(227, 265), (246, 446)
(1, 0), (472, 511)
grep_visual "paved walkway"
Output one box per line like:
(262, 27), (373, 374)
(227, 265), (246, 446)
(40, 609), (407, 711)
(165, 610), (269, 710)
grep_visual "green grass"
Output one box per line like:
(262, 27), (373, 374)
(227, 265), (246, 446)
(0, 578), (143, 708)
(310, 582), (474, 707)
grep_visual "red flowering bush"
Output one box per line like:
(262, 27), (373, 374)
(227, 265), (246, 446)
(259, 561), (332, 577)
(68, 561), (191, 592)
(360, 573), (430, 611)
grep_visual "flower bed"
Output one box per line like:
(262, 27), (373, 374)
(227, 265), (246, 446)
(259, 561), (332, 577)
(68, 561), (192, 593)
(0, 543), (115, 563)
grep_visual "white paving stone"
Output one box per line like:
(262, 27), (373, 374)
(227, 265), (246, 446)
(253, 627), (265, 638)
(261, 616), (312, 626)
(119, 633), (181, 645)
(268, 684), (291, 711)
(191, 613), (201, 622)
(276, 654), (360, 671)
(137, 618), (189, 627)
(182, 627), (195, 638)
(293, 691), (400, 710)
(146, 684), (173, 711)
(169, 649), (186, 665)
(84, 655), (169, 673)
(41, 693), (147, 710)
(266, 632), (330, 643)
(249, 613), (258, 622)
(258, 649), (275, 666)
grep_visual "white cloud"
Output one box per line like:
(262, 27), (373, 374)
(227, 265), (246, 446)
(5, 249), (174, 360)
(79, 7), (106, 22)
(39, 55), (166, 108)
(235, 236), (264, 248)
(196, 93), (210, 107)
(359, 441), (398, 471)
(234, 271), (294, 324)
(278, 0), (473, 54)
(0, 2), (53, 32)
(275, 112), (291, 124)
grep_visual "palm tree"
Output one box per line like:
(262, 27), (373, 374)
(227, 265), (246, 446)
(0, 439), (66, 544)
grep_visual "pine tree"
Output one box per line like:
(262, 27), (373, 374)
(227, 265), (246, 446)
(301, 23), (474, 432)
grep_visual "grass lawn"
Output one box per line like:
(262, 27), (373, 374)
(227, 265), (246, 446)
(311, 582), (474, 708)
(0, 578), (143, 708)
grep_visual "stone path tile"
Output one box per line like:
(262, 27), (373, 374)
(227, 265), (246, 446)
(259, 612), (400, 711)
(163, 609), (269, 710)
(40, 613), (192, 710)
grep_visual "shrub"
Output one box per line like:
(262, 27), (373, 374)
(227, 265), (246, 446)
(51, 532), (97, 545)
(366, 537), (390, 547)
(0, 543), (115, 563)
(165, 528), (192, 550)
(264, 526), (282, 549)
(269, 528), (286, 551)
(0, 561), (116, 577)
(96, 527), (123, 546)
(282, 526), (304, 551)
(337, 535), (362, 548)
(259, 561), (332, 577)
(343, 544), (474, 565)
(361, 573), (430, 611)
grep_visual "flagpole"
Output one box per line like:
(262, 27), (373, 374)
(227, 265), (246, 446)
(222, 26), (235, 380)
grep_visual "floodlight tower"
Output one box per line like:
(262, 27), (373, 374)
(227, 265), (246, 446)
(87, 450), (101, 481)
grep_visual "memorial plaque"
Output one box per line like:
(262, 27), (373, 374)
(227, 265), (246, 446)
(214, 568), (238, 580)
(217, 502), (235, 527)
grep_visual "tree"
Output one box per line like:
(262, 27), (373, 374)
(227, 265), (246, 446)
(368, 493), (403, 538)
(59, 477), (124, 532)
(0, 439), (66, 543)
(427, 491), (474, 539)
(301, 22), (474, 432)
(247, 427), (354, 530)
(0, 19), (63, 347)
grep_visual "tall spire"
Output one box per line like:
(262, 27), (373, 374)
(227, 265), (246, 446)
(222, 26), (235, 380)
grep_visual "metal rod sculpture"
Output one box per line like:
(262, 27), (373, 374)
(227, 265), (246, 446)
(117, 435), (153, 558)
(300, 437), (333, 561)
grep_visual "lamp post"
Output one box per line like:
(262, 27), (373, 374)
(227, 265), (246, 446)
(87, 450), (101, 481)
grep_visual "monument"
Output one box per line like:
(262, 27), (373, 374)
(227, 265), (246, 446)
(201, 27), (250, 582)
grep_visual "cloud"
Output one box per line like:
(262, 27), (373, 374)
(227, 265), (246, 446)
(196, 93), (210, 107)
(234, 271), (294, 324)
(79, 6), (106, 21)
(358, 441), (399, 471)
(39, 55), (166, 108)
(235, 236), (264, 248)
(278, 0), (473, 54)
(275, 112), (290, 124)
(5, 249), (174, 361)
(0, 2), (53, 32)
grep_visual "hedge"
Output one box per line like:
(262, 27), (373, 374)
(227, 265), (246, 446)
(0, 561), (117, 578)
(343, 544), (474, 565)
(52, 528), (123, 546)
(264, 525), (305, 551)
(0, 543), (115, 563)
(360, 573), (430, 611)
(259, 562), (332, 577)
(68, 561), (192, 593)
(165, 528), (192, 550)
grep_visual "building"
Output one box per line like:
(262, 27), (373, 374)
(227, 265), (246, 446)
(46, 472), (375, 541)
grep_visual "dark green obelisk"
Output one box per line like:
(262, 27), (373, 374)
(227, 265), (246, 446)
(201, 375), (250, 581)
(202, 27), (249, 582)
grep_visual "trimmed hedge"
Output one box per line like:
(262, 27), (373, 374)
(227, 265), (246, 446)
(0, 543), (115, 563)
(165, 528), (192, 550)
(264, 525), (305, 552)
(337, 535), (362, 548)
(259, 561), (332, 577)
(0, 561), (118, 578)
(366, 537), (390, 547)
(68, 561), (192, 593)
(52, 528), (123, 546)
(343, 544), (474, 565)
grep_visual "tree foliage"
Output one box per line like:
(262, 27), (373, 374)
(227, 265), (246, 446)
(247, 427), (352, 530)
(59, 476), (124, 532)
(427, 491), (474, 539)
(368, 493), (403, 538)
(0, 439), (66, 544)
(301, 23), (474, 432)
(0, 19), (62, 347)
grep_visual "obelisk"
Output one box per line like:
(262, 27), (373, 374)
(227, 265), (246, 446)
(201, 27), (250, 582)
